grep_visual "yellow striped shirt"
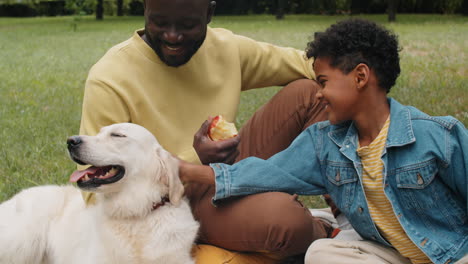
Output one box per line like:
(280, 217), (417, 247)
(357, 117), (432, 264)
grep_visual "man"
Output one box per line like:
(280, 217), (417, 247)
(79, 0), (333, 262)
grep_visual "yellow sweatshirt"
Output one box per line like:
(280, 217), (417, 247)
(80, 27), (314, 166)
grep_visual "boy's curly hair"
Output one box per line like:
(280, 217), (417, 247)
(306, 19), (400, 93)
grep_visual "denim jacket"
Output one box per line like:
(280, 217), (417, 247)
(211, 98), (468, 263)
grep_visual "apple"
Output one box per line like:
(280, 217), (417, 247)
(208, 115), (238, 141)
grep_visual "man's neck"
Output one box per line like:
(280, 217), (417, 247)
(140, 33), (149, 45)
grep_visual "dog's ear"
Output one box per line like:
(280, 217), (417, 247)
(157, 148), (185, 206)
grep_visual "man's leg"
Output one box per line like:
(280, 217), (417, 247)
(305, 239), (412, 264)
(190, 189), (332, 256)
(187, 79), (332, 257)
(235, 78), (327, 162)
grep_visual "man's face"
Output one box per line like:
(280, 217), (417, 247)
(144, 0), (214, 67)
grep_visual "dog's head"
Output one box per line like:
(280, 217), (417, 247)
(67, 123), (185, 206)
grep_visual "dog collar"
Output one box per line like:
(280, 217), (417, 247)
(152, 196), (170, 211)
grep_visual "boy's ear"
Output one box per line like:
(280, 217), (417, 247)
(354, 63), (370, 90)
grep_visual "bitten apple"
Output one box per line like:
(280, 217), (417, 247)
(208, 115), (238, 141)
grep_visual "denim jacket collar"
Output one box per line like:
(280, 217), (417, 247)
(326, 98), (416, 155)
(386, 98), (416, 147)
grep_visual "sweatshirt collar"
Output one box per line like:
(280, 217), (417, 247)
(132, 27), (213, 67)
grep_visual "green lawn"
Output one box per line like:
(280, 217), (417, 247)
(0, 14), (467, 207)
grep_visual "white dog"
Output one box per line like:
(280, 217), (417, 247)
(0, 123), (199, 264)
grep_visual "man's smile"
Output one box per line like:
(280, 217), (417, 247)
(162, 43), (184, 55)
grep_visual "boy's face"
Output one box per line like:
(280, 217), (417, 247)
(313, 57), (360, 125)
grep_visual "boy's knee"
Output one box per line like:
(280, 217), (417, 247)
(305, 239), (335, 264)
(261, 193), (329, 256)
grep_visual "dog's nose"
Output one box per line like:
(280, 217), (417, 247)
(67, 136), (82, 150)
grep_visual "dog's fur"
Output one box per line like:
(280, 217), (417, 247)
(0, 123), (199, 264)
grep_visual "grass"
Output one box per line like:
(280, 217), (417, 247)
(0, 14), (467, 207)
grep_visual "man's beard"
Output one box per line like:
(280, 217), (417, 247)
(145, 29), (206, 67)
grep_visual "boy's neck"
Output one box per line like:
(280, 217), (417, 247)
(355, 93), (390, 147)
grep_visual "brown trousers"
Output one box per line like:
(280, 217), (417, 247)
(186, 79), (333, 257)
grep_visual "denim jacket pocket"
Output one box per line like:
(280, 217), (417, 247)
(394, 158), (468, 238)
(396, 159), (437, 189)
(395, 159), (438, 209)
(326, 162), (358, 209)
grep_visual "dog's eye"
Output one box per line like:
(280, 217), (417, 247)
(110, 133), (126, 138)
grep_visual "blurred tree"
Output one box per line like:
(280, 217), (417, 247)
(462, 0), (468, 15)
(276, 0), (285, 19)
(116, 0), (122, 15)
(309, 0), (338, 14)
(65, 0), (91, 13)
(435, 0), (463, 13)
(1, 0), (465, 17)
(351, 0), (369, 14)
(128, 0), (143, 15)
(388, 0), (397, 21)
(95, 0), (102, 19)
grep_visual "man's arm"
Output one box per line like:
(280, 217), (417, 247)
(80, 76), (130, 136)
(191, 35), (314, 165)
(79, 72), (131, 204)
(235, 34), (315, 90)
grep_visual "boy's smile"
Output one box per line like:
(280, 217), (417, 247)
(313, 57), (360, 125)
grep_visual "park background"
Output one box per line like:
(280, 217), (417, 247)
(0, 0), (467, 207)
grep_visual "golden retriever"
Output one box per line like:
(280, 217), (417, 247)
(0, 123), (199, 264)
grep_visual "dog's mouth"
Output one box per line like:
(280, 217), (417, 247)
(69, 165), (125, 189)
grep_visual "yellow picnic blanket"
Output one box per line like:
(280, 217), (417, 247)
(193, 244), (282, 264)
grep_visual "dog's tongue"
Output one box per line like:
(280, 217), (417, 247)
(69, 166), (98, 182)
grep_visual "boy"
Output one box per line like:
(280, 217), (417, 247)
(179, 19), (468, 263)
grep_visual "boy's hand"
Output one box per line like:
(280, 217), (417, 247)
(193, 117), (240, 165)
(179, 159), (215, 185)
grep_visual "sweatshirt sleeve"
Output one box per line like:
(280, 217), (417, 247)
(235, 34), (315, 91)
(210, 126), (326, 203)
(78, 69), (132, 205)
(79, 70), (130, 137)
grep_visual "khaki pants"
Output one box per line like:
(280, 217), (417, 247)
(305, 239), (468, 264)
(186, 79), (333, 257)
(305, 239), (411, 264)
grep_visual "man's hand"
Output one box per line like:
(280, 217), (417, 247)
(193, 117), (240, 165)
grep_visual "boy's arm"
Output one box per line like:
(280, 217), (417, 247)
(448, 121), (468, 211)
(182, 127), (327, 203)
(179, 160), (215, 185)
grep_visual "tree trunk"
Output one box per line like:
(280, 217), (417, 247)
(351, 0), (371, 15)
(276, 0), (285, 19)
(388, 0), (396, 22)
(117, 0), (123, 16)
(462, 0), (468, 16)
(96, 0), (103, 20)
